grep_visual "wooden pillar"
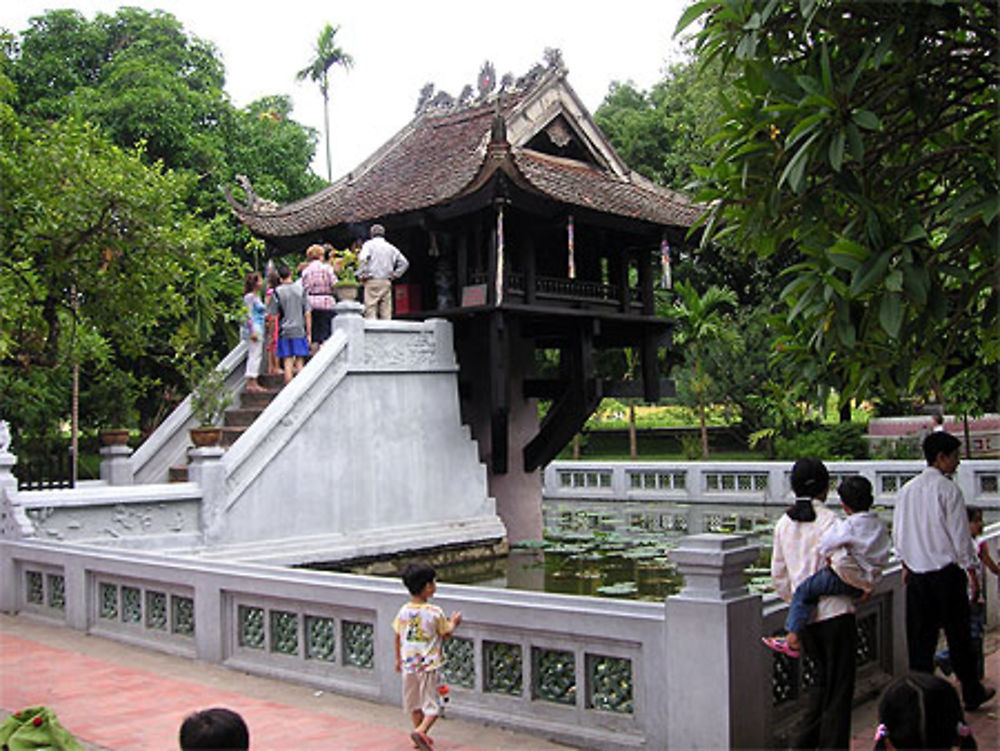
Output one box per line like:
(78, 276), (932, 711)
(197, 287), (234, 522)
(639, 245), (654, 316)
(486, 212), (497, 306)
(456, 232), (468, 289)
(524, 232), (537, 306)
(617, 249), (630, 313)
(489, 311), (509, 474)
(642, 327), (661, 402)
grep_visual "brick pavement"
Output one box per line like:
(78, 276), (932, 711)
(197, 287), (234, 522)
(0, 614), (570, 751)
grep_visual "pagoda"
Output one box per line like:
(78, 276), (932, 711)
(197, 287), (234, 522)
(229, 51), (701, 541)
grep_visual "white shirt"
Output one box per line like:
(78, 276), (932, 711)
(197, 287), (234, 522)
(892, 466), (977, 573)
(358, 236), (409, 281)
(771, 500), (854, 622)
(818, 511), (892, 587)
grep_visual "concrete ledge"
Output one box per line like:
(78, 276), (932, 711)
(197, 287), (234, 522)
(180, 515), (508, 566)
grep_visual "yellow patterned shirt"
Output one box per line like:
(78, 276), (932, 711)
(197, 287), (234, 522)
(393, 601), (448, 674)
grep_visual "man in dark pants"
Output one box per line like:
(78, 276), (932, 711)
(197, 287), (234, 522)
(892, 431), (996, 711)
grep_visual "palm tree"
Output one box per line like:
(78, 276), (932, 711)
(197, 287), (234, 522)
(665, 280), (740, 459)
(297, 23), (353, 182)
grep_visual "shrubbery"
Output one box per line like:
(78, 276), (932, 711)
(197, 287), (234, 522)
(773, 423), (869, 461)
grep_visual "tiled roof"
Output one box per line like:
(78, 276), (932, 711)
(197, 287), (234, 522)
(511, 150), (703, 227)
(231, 79), (702, 238)
(232, 101), (501, 238)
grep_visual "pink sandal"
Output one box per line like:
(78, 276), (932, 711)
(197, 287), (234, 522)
(762, 636), (800, 658)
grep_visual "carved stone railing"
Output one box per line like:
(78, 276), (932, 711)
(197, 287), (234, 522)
(543, 460), (1000, 511)
(4, 525), (996, 750)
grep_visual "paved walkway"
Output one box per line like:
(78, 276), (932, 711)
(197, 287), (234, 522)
(0, 614), (571, 751)
(0, 613), (996, 750)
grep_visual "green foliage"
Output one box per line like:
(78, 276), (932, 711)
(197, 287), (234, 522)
(10, 8), (321, 236)
(187, 364), (233, 427)
(869, 435), (922, 461)
(1, 8), (323, 445)
(0, 110), (238, 442)
(683, 0), (999, 408)
(334, 248), (360, 284)
(661, 280), (740, 458)
(596, 55), (732, 192)
(773, 423), (869, 461)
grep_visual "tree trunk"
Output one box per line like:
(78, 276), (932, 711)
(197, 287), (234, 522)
(963, 412), (973, 459)
(323, 89), (332, 182)
(41, 293), (61, 366)
(628, 404), (637, 460)
(699, 396), (709, 460)
(572, 434), (581, 460)
(839, 401), (851, 423)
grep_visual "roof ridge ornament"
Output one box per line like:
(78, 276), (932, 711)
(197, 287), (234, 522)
(232, 175), (279, 213)
(413, 50), (567, 116)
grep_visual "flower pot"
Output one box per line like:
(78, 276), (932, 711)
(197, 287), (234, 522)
(336, 284), (359, 302)
(189, 427), (222, 447)
(99, 429), (130, 446)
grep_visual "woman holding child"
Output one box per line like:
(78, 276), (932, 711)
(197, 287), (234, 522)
(769, 458), (857, 750)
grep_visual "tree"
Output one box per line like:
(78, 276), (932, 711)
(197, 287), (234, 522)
(297, 23), (353, 182)
(596, 55), (732, 192)
(681, 0), (999, 411)
(0, 106), (240, 447)
(662, 280), (740, 458)
(224, 95), (325, 205)
(3, 9), (325, 443)
(11, 8), (322, 243)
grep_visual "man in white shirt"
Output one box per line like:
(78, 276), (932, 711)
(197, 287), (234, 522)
(893, 431), (995, 711)
(358, 224), (409, 320)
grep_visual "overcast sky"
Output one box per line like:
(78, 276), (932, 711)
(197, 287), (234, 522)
(5, 1), (693, 179)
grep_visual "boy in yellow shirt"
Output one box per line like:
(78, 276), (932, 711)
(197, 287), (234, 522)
(393, 562), (462, 750)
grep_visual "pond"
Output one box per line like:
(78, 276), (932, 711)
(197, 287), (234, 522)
(351, 500), (787, 602)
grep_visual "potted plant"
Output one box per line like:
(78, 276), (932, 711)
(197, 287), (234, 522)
(98, 374), (135, 446)
(333, 248), (361, 302)
(188, 366), (233, 447)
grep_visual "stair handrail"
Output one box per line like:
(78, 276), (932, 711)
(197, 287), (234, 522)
(131, 342), (249, 483)
(221, 330), (350, 507)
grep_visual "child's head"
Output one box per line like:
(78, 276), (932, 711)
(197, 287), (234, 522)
(179, 707), (249, 751)
(401, 561), (437, 597)
(838, 476), (874, 513)
(967, 506), (983, 536)
(243, 271), (261, 295)
(790, 458), (830, 500)
(922, 431), (961, 465)
(874, 673), (976, 750)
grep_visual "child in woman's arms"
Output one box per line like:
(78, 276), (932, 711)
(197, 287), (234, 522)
(764, 476), (891, 658)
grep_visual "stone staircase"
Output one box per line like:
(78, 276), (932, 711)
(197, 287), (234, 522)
(169, 372), (285, 482)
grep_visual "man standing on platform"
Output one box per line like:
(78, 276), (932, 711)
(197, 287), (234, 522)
(893, 431), (996, 712)
(358, 224), (409, 320)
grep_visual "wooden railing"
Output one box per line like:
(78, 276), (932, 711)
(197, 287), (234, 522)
(468, 272), (642, 306)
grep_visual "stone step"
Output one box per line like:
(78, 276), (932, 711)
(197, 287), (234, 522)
(240, 389), (279, 409)
(220, 426), (246, 448)
(168, 465), (188, 483)
(258, 372), (285, 389)
(224, 408), (263, 427)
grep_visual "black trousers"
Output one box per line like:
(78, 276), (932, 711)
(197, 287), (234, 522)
(311, 308), (335, 344)
(906, 563), (984, 705)
(795, 613), (856, 750)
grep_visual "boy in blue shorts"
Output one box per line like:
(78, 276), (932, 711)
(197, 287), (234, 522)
(267, 264), (311, 385)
